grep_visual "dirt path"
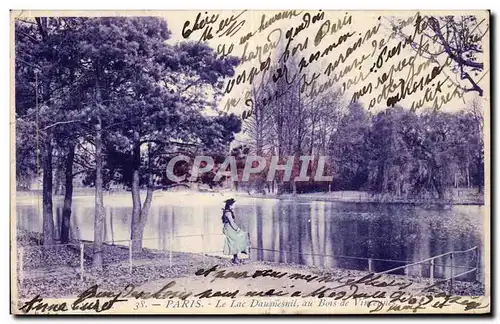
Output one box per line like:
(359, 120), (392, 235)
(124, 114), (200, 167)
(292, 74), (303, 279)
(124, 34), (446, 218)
(136, 262), (431, 299)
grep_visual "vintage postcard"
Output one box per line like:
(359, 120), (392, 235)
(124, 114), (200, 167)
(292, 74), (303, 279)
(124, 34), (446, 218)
(10, 9), (490, 315)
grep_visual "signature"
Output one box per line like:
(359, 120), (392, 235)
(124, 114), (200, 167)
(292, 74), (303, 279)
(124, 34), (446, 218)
(367, 292), (489, 313)
(19, 285), (127, 314)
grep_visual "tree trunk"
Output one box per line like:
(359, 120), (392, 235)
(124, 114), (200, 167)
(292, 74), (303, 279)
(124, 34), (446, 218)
(140, 145), (155, 225)
(93, 72), (105, 269)
(130, 173), (142, 252)
(477, 155), (484, 193)
(54, 165), (62, 195)
(130, 141), (142, 251)
(255, 97), (263, 156)
(130, 134), (142, 252)
(466, 163), (471, 188)
(277, 107), (283, 157)
(296, 86), (302, 154)
(42, 136), (55, 246)
(431, 174), (444, 200)
(60, 142), (75, 243)
(130, 141), (155, 252)
(310, 119), (316, 155)
(138, 184), (154, 250)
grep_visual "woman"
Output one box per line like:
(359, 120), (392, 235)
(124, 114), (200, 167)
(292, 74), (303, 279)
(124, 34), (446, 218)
(221, 198), (250, 264)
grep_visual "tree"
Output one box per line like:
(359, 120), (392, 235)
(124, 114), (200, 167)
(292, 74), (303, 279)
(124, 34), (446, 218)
(106, 111), (241, 252)
(427, 16), (486, 96)
(396, 110), (458, 199)
(329, 101), (370, 190)
(367, 107), (413, 196)
(68, 17), (181, 266)
(16, 16), (240, 259)
(391, 14), (488, 96)
(15, 118), (38, 191)
(74, 19), (241, 252)
(15, 17), (88, 245)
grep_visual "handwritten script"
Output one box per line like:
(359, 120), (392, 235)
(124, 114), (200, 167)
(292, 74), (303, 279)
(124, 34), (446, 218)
(179, 10), (487, 120)
(19, 265), (488, 314)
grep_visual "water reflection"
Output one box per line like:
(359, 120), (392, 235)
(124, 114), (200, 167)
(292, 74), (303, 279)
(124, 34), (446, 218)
(16, 194), (483, 280)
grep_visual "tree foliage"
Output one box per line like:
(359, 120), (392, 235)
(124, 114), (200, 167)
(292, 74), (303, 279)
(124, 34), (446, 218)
(391, 14), (488, 96)
(15, 16), (241, 259)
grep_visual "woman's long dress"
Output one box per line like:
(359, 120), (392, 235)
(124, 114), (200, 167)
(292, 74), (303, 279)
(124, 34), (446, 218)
(222, 211), (250, 255)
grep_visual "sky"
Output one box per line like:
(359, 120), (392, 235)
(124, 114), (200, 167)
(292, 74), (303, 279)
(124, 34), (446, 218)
(12, 9), (490, 117)
(158, 10), (490, 116)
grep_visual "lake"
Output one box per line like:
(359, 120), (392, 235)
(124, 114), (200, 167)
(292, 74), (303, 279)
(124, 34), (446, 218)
(16, 191), (484, 280)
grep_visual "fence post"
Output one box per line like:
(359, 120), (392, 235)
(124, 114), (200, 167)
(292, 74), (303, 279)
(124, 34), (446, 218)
(475, 246), (480, 282)
(201, 234), (205, 265)
(450, 253), (454, 294)
(19, 247), (24, 286)
(430, 259), (434, 282)
(129, 240), (133, 275)
(80, 243), (84, 281)
(368, 258), (373, 272)
(169, 238), (172, 268)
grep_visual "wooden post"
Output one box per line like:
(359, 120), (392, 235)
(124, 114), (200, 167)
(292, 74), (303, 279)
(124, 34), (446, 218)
(129, 240), (133, 275)
(19, 247), (24, 286)
(80, 243), (84, 281)
(169, 238), (172, 268)
(201, 234), (205, 265)
(368, 258), (373, 272)
(430, 259), (434, 282)
(475, 247), (480, 282)
(450, 254), (454, 294)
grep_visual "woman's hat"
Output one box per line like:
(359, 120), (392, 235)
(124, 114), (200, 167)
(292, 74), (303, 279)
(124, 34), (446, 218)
(224, 198), (236, 208)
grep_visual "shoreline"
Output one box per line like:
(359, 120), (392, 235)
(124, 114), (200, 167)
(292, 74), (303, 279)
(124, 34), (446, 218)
(247, 193), (484, 206)
(15, 189), (484, 206)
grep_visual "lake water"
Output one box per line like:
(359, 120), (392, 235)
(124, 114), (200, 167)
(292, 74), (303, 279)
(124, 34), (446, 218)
(16, 192), (484, 280)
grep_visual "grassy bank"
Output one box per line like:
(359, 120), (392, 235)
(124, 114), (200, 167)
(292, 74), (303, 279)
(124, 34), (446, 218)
(16, 230), (234, 299)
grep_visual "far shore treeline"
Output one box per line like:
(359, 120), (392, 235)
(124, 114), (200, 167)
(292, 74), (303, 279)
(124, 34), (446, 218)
(15, 16), (484, 270)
